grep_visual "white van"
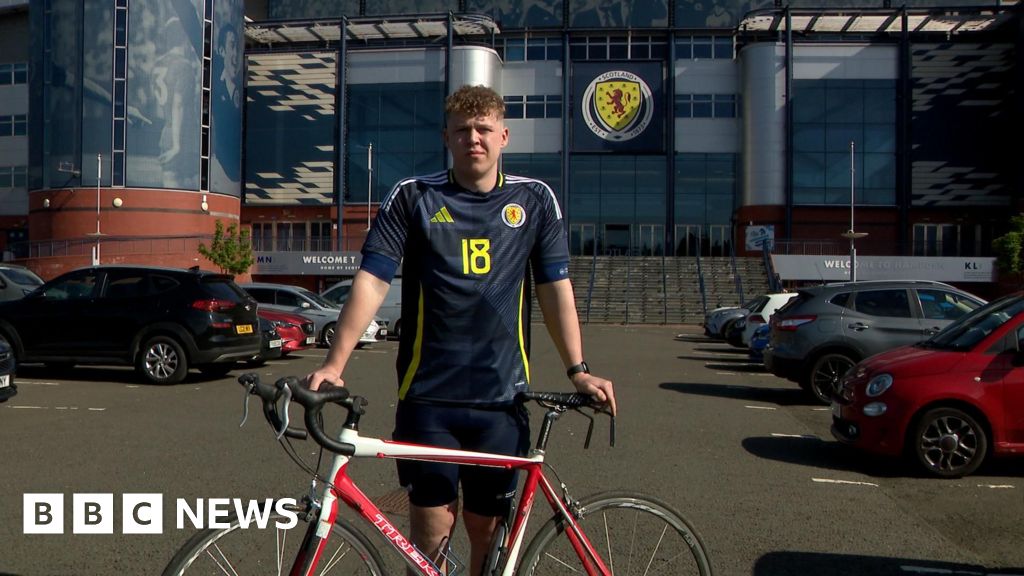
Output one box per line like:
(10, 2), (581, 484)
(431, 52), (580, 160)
(322, 278), (402, 339)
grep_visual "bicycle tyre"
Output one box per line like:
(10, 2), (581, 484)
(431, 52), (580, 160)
(517, 491), (713, 575)
(162, 501), (386, 575)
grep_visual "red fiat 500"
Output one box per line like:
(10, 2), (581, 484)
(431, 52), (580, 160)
(832, 292), (1024, 477)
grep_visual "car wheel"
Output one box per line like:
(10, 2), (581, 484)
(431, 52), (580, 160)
(910, 407), (988, 478)
(199, 364), (234, 379)
(392, 319), (402, 340)
(808, 353), (854, 404)
(138, 336), (188, 385)
(322, 322), (336, 347)
(719, 318), (737, 340)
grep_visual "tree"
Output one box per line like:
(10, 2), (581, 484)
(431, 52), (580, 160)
(992, 214), (1024, 286)
(198, 220), (254, 275)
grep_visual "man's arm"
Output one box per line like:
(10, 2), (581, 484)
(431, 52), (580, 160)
(536, 279), (617, 415)
(306, 269), (389, 390)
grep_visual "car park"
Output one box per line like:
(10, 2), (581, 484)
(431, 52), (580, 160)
(832, 292), (1024, 478)
(748, 324), (771, 363)
(0, 338), (15, 402)
(736, 292), (798, 347)
(258, 309), (316, 354)
(240, 282), (381, 347)
(765, 280), (985, 404)
(0, 264), (44, 302)
(322, 278), (403, 339)
(0, 265), (260, 384)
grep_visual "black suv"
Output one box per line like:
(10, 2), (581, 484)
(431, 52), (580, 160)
(0, 266), (260, 384)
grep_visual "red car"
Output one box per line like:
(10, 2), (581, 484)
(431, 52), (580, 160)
(258, 309), (316, 355)
(832, 292), (1024, 477)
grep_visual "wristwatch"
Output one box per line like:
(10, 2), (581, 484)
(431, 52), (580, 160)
(566, 361), (590, 379)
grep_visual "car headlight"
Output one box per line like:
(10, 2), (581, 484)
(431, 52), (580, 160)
(865, 374), (893, 397)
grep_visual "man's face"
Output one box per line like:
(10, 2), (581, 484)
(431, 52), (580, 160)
(443, 111), (509, 181)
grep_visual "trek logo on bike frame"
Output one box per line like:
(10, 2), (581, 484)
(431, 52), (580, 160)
(23, 493), (298, 534)
(371, 513), (441, 575)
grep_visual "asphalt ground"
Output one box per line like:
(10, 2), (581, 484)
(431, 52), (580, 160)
(1, 324), (1023, 575)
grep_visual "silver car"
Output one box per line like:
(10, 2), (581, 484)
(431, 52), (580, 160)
(0, 264), (44, 302)
(764, 279), (985, 404)
(240, 283), (380, 347)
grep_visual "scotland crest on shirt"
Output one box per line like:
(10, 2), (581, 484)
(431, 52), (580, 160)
(502, 203), (526, 228)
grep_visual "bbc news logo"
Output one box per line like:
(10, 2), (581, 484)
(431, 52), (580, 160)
(24, 494), (298, 534)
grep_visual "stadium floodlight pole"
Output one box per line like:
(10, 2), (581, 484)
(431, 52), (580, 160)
(840, 141), (868, 282)
(94, 154), (101, 265)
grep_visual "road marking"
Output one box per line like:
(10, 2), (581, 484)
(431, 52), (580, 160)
(977, 484), (1014, 489)
(900, 566), (985, 574)
(19, 380), (62, 386)
(5, 405), (106, 411)
(771, 433), (817, 439)
(744, 405), (776, 410)
(810, 407), (830, 411)
(7, 405), (46, 409)
(88, 407), (106, 411)
(812, 478), (879, 487)
(715, 372), (738, 376)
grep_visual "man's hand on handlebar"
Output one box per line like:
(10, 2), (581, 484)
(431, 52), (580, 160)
(570, 373), (617, 417)
(305, 368), (345, 391)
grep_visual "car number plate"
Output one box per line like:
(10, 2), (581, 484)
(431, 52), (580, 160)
(269, 339), (282, 349)
(379, 329), (388, 337)
(305, 336), (316, 344)
(831, 402), (842, 419)
(0, 375), (8, 388)
(236, 324), (253, 334)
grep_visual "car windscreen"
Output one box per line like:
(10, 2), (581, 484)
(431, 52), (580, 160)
(924, 295), (1024, 351)
(299, 288), (337, 309)
(202, 279), (249, 302)
(3, 268), (43, 287)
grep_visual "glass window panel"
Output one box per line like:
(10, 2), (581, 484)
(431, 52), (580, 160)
(826, 83), (864, 123)
(588, 43), (607, 60)
(12, 115), (25, 136)
(0, 167), (11, 187)
(713, 94), (735, 118)
(863, 153), (895, 191)
(793, 85), (826, 123)
(547, 40), (563, 61)
(692, 95), (712, 118)
(504, 96), (524, 119)
(13, 62), (27, 84)
(0, 116), (10, 135)
(793, 152), (826, 188)
(826, 152), (859, 190)
(505, 38), (525, 61)
(692, 37), (712, 59)
(793, 187), (825, 204)
(0, 64), (10, 85)
(864, 86), (895, 123)
(793, 124), (825, 152)
(12, 166), (27, 187)
(863, 124), (895, 153)
(826, 124), (861, 152)
(526, 42), (546, 61)
(676, 40), (692, 60)
(609, 43), (628, 59)
(714, 36), (733, 59)
(674, 95), (691, 118)
(570, 43), (587, 60)
(546, 97), (561, 118)
(525, 95), (545, 119)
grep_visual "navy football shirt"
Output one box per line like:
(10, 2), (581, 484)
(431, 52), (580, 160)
(362, 170), (570, 407)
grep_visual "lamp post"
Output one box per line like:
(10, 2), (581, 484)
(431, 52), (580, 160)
(840, 141), (868, 281)
(93, 153), (101, 265)
(366, 143), (373, 231)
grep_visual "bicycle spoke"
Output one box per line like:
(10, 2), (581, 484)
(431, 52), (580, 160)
(640, 524), (668, 575)
(205, 543), (241, 576)
(602, 511), (615, 574)
(277, 526), (286, 575)
(543, 551), (584, 572)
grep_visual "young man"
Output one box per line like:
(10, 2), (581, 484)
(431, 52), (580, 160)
(306, 84), (616, 574)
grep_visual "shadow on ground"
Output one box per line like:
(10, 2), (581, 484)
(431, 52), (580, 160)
(660, 381), (813, 406)
(754, 551), (1024, 576)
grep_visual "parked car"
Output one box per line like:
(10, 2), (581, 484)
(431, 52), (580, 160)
(240, 283), (381, 347)
(704, 296), (764, 339)
(832, 292), (1024, 477)
(765, 280), (985, 404)
(247, 317), (284, 367)
(0, 264), (44, 302)
(733, 292), (799, 348)
(748, 324), (771, 363)
(257, 308), (315, 355)
(322, 278), (403, 339)
(0, 266), (260, 384)
(0, 338), (15, 402)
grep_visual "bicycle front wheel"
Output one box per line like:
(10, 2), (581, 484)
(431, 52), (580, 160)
(518, 491), (712, 575)
(162, 502), (385, 575)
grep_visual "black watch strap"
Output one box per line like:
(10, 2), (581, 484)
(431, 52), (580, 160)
(566, 361), (590, 379)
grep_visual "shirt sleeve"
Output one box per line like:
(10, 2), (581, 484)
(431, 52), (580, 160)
(362, 179), (413, 267)
(530, 181), (570, 284)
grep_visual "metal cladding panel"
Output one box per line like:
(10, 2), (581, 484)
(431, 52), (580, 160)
(348, 49), (444, 85)
(739, 42), (786, 208)
(449, 46), (502, 94)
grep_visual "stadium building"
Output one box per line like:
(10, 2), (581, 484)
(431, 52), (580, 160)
(0, 0), (1020, 313)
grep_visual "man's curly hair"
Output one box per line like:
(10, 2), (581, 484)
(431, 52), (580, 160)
(445, 85), (505, 119)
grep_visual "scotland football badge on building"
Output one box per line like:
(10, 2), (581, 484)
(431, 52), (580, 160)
(573, 62), (664, 152)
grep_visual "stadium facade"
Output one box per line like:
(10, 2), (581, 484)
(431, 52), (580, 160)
(0, 0), (1020, 290)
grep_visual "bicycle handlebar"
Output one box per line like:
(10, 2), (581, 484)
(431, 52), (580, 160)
(238, 373), (613, 455)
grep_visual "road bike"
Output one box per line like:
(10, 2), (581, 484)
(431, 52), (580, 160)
(162, 374), (713, 575)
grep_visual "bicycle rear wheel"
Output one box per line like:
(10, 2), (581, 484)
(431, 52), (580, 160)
(162, 501), (385, 575)
(518, 491), (712, 575)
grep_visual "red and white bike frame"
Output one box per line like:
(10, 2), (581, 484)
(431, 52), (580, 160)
(292, 428), (613, 576)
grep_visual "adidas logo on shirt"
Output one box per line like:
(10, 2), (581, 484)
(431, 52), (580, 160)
(430, 206), (455, 223)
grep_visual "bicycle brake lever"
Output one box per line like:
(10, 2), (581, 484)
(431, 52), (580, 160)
(580, 409), (595, 449)
(239, 382), (254, 428)
(609, 415), (616, 448)
(276, 384), (293, 441)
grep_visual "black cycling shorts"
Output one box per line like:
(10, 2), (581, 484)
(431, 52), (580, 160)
(393, 401), (530, 516)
